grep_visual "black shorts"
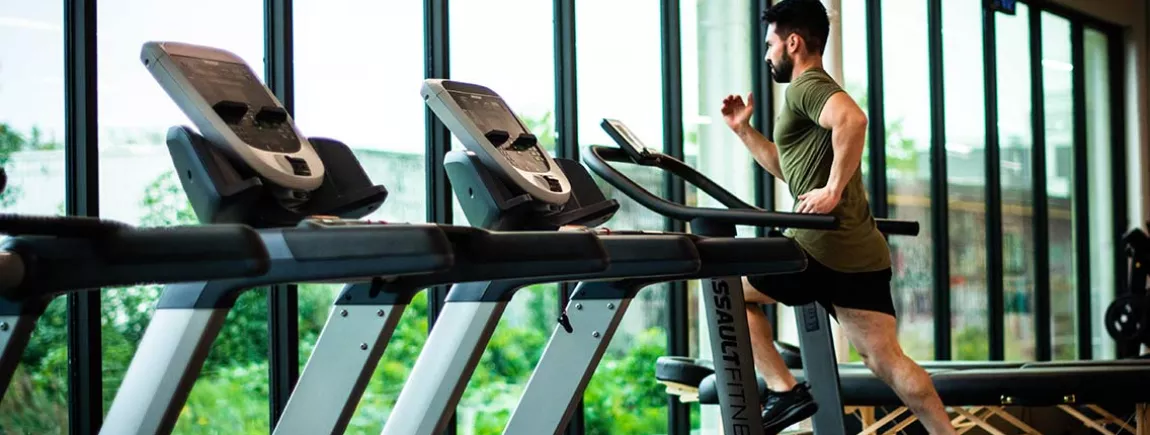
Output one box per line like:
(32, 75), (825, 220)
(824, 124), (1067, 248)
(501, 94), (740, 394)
(745, 252), (896, 318)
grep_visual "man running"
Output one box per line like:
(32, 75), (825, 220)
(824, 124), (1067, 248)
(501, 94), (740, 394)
(720, 0), (956, 433)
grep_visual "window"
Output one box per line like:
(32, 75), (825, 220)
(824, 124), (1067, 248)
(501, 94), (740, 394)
(993, 2), (1035, 361)
(578, 0), (670, 433)
(292, 1), (426, 431)
(681, 0), (755, 430)
(882, 0), (934, 360)
(1041, 11), (1076, 360)
(0, 1), (67, 430)
(96, 0), (269, 430)
(448, 1), (559, 432)
(1083, 27), (1115, 359)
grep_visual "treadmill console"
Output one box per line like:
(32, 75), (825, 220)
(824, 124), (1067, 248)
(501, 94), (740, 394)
(601, 118), (658, 162)
(141, 41), (324, 193)
(422, 79), (571, 205)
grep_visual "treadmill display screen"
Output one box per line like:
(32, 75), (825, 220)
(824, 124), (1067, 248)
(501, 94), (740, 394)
(449, 91), (549, 173)
(605, 119), (653, 156)
(172, 54), (301, 153)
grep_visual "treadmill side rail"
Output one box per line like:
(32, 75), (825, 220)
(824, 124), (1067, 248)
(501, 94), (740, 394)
(274, 301), (408, 435)
(503, 281), (640, 435)
(380, 282), (513, 435)
(101, 302), (228, 435)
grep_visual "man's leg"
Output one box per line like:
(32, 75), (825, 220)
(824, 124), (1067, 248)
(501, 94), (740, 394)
(742, 277), (799, 392)
(833, 306), (956, 435)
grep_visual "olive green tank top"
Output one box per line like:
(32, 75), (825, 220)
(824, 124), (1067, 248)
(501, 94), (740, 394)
(774, 68), (891, 273)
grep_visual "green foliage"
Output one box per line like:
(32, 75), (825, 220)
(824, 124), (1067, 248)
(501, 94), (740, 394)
(584, 328), (669, 435)
(519, 111), (556, 152)
(954, 326), (990, 360)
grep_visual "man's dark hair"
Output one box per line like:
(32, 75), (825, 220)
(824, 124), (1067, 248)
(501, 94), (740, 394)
(762, 0), (830, 55)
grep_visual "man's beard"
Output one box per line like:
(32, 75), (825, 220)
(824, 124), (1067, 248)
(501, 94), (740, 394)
(768, 52), (795, 83)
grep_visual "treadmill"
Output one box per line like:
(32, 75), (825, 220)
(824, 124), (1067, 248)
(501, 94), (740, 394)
(583, 118), (919, 435)
(102, 42), (613, 435)
(377, 80), (824, 435)
(0, 198), (270, 402)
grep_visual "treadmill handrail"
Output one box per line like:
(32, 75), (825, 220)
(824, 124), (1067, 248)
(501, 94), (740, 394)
(585, 146), (920, 236)
(585, 146), (838, 230)
(0, 222), (271, 300)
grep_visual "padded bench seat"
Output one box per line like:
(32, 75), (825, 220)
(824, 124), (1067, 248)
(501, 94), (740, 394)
(682, 365), (1150, 407)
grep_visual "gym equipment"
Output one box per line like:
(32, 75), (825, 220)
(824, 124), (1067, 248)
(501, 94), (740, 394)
(103, 42), (611, 435)
(378, 79), (814, 435)
(0, 213), (269, 401)
(585, 118), (920, 435)
(684, 362), (1150, 435)
(1108, 225), (1150, 349)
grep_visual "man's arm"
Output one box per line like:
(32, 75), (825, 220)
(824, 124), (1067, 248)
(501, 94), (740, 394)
(817, 92), (867, 197)
(733, 125), (785, 181)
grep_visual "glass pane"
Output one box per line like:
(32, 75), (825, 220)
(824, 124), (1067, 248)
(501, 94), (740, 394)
(578, 1), (669, 433)
(994, 3), (1035, 361)
(0, 1), (68, 430)
(1083, 28), (1114, 360)
(681, 0), (754, 430)
(841, 0), (870, 182)
(292, 2), (426, 430)
(1041, 12), (1076, 360)
(882, 0), (934, 360)
(97, 0), (269, 430)
(447, 1), (559, 432)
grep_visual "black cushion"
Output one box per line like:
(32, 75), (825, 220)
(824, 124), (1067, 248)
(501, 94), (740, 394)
(1021, 359), (1150, 369)
(655, 357), (713, 386)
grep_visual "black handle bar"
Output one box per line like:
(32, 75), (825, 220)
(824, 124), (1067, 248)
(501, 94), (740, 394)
(585, 146), (919, 236)
(0, 219), (270, 300)
(585, 146), (838, 230)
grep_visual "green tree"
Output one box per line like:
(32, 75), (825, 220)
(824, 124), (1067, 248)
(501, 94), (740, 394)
(0, 123), (68, 433)
(0, 123), (63, 207)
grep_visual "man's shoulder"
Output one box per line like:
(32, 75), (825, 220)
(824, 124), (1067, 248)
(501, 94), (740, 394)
(792, 69), (839, 89)
(785, 69), (840, 101)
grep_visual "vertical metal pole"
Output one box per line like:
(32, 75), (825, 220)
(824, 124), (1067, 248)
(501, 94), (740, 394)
(661, 1), (690, 433)
(553, 1), (585, 433)
(865, 0), (887, 218)
(264, 0), (298, 426)
(752, 0), (779, 332)
(424, 1), (456, 433)
(424, 0), (452, 323)
(1029, 5), (1053, 362)
(1070, 21), (1092, 360)
(983, 4), (1006, 361)
(1107, 24), (1130, 359)
(64, 0), (102, 431)
(927, 0), (951, 361)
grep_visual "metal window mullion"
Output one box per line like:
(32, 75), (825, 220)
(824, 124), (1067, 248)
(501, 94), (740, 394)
(927, 0), (951, 361)
(752, 0), (779, 334)
(264, 0), (299, 427)
(865, 0), (887, 218)
(554, 0), (586, 433)
(983, 5), (1006, 361)
(424, 1), (455, 432)
(1107, 25), (1133, 359)
(661, 1), (689, 433)
(64, 0), (102, 431)
(1070, 22), (1092, 360)
(1029, 5), (1053, 362)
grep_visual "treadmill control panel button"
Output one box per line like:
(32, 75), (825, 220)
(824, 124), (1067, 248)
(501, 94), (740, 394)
(485, 129), (511, 147)
(283, 156), (312, 176)
(510, 133), (537, 151)
(541, 176), (562, 193)
(173, 54), (302, 154)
